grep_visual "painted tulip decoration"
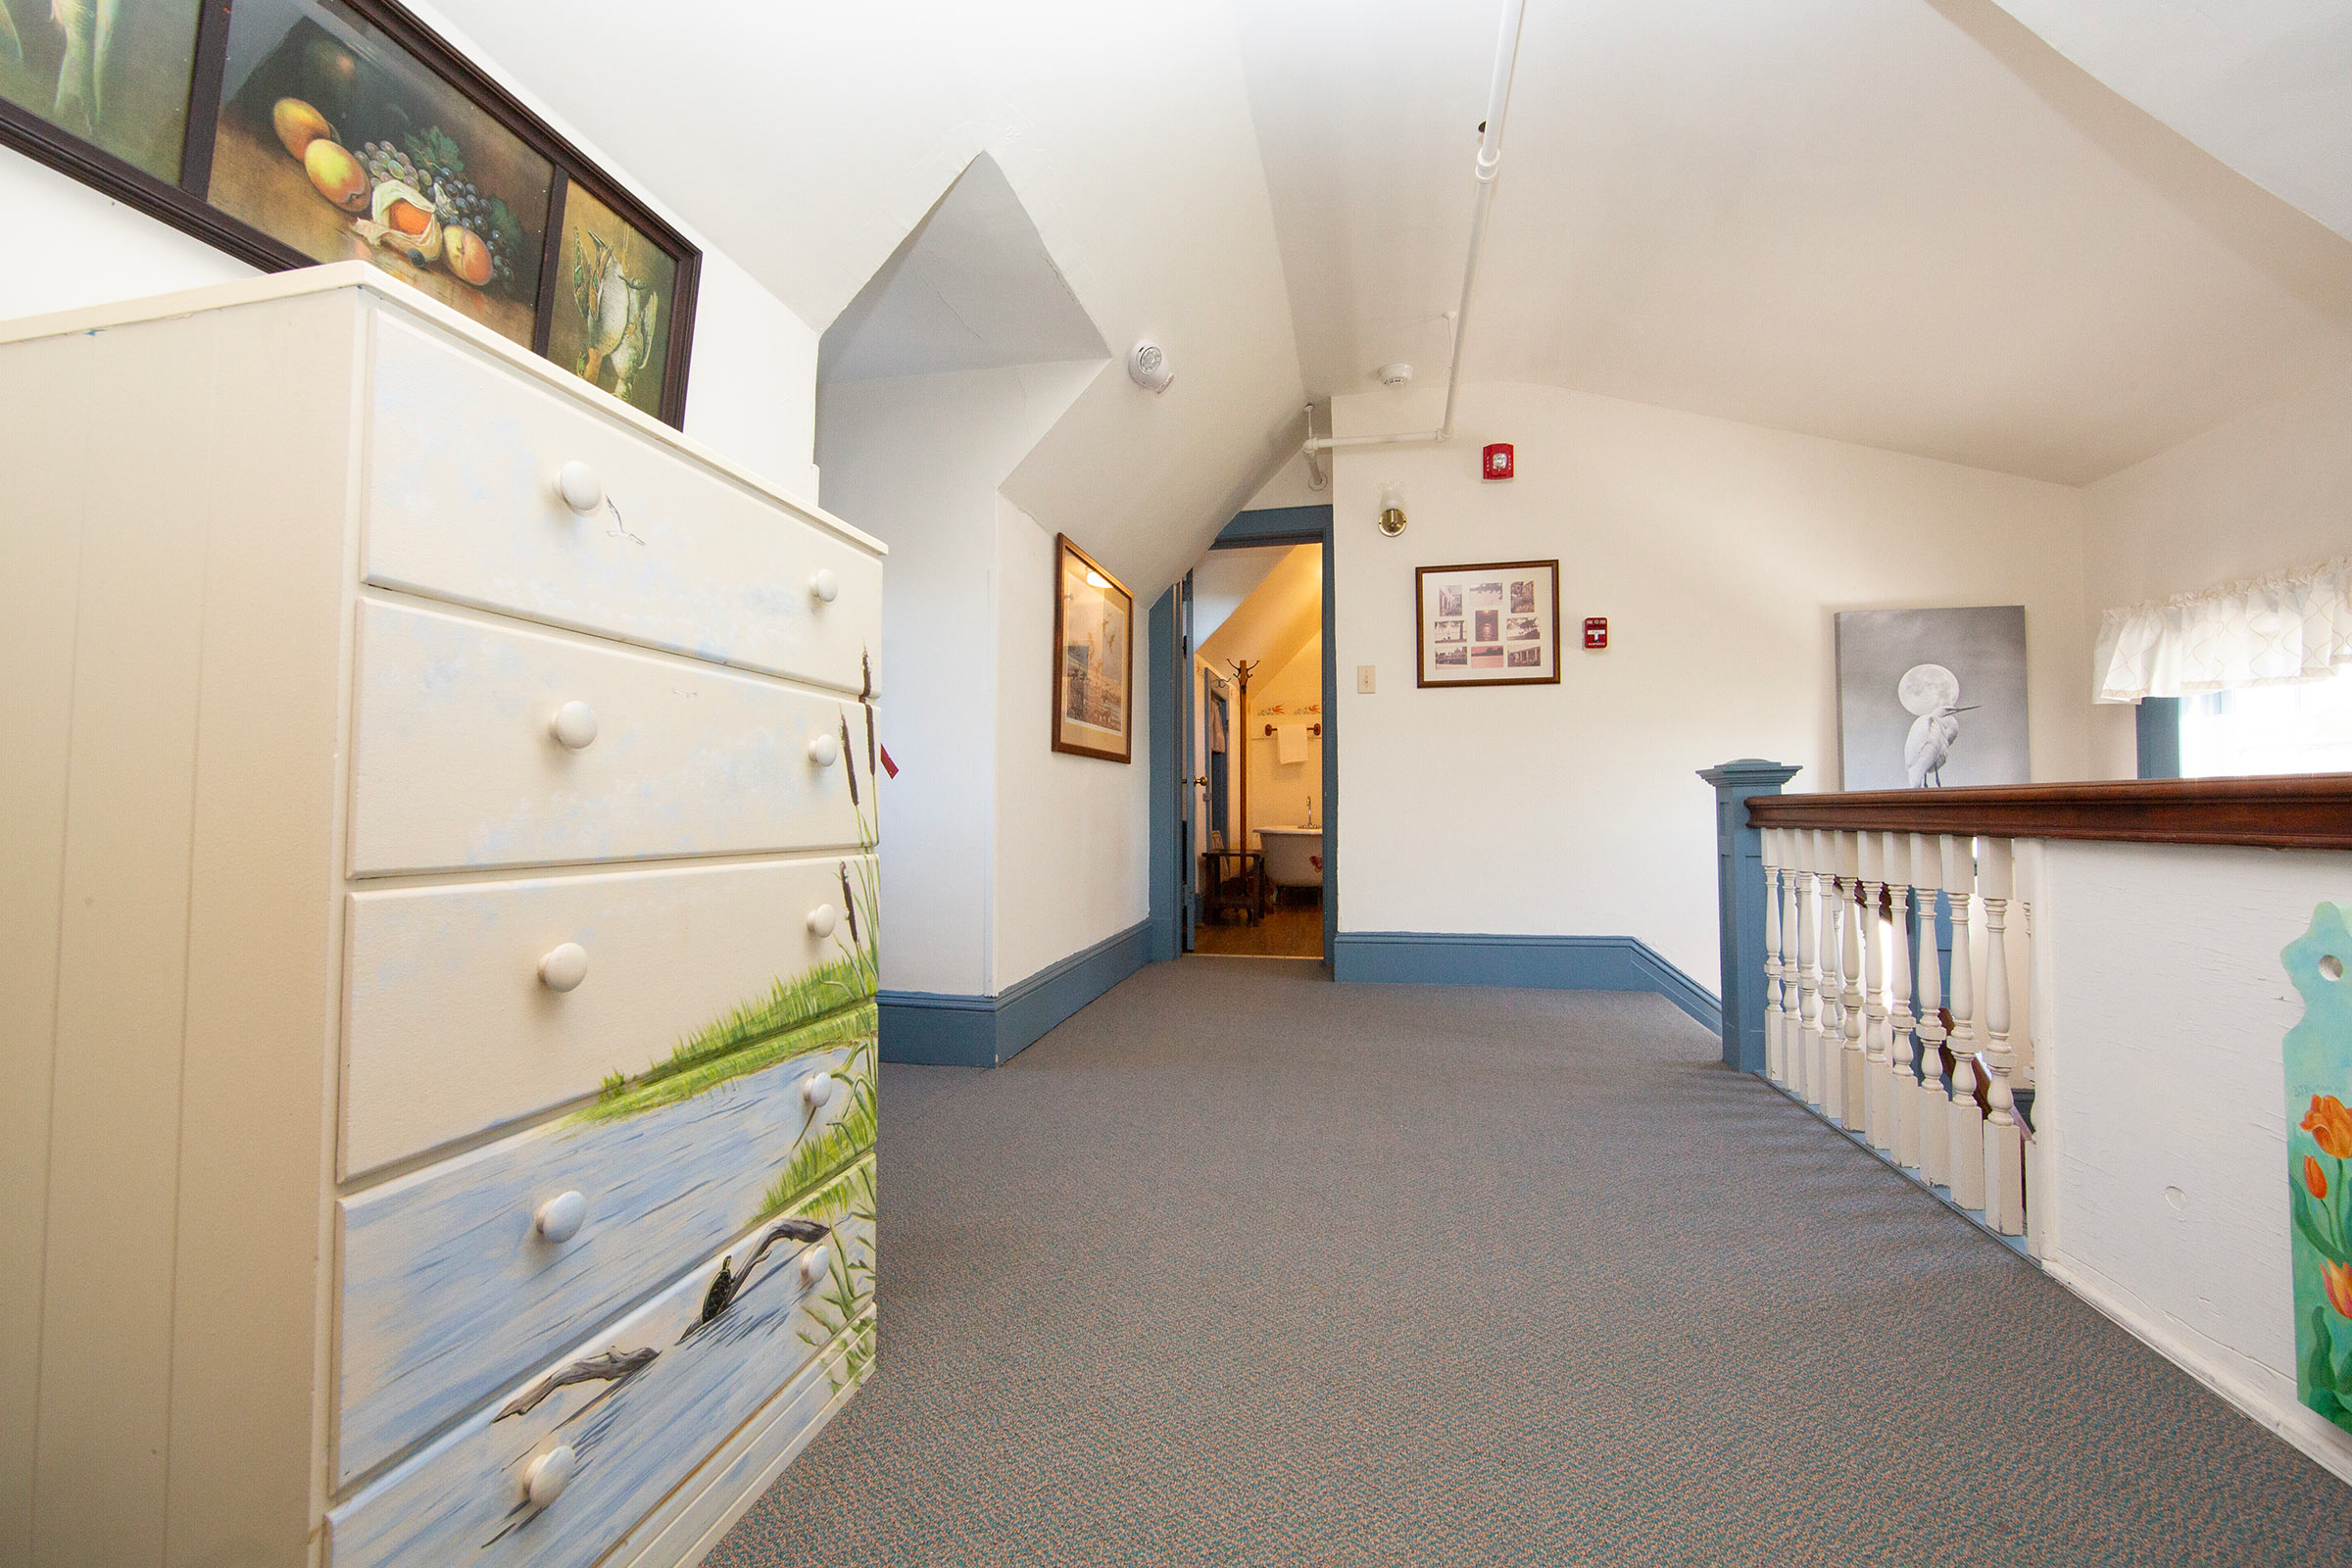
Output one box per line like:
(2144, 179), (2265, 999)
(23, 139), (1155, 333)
(2294, 1095), (2352, 1319)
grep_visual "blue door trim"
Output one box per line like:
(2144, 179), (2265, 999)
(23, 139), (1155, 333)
(1170, 504), (1337, 966)
(878, 919), (1153, 1067)
(1213, 505), (1332, 549)
(1148, 587), (1180, 961)
(1330, 932), (1722, 1034)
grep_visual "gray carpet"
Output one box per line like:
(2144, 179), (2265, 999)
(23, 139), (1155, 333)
(710, 956), (2352, 1566)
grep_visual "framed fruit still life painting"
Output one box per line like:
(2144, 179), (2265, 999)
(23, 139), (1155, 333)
(1052, 535), (1134, 763)
(0, 0), (700, 424)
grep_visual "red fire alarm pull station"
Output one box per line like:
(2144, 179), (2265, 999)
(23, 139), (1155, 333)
(1482, 442), (1514, 480)
(1584, 616), (1608, 650)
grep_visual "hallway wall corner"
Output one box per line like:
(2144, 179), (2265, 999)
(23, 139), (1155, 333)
(1330, 931), (1721, 1034)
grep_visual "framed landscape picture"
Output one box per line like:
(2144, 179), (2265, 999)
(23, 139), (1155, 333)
(1417, 560), (1560, 687)
(1052, 535), (1134, 762)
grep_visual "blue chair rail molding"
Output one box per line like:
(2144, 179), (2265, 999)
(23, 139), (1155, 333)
(878, 920), (1152, 1067)
(1699, 759), (1802, 1073)
(1331, 932), (1720, 1034)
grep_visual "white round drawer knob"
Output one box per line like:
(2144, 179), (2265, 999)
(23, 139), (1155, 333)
(538, 942), (589, 993)
(549, 700), (599, 751)
(808, 731), (840, 767)
(557, 461), (604, 515)
(534, 1190), (588, 1244)
(809, 567), (840, 604)
(801, 1072), (837, 1112)
(807, 903), (838, 939)
(798, 1245), (832, 1290)
(524, 1444), (576, 1507)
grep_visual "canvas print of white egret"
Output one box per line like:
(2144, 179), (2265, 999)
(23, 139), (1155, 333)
(1835, 606), (2030, 790)
(550, 178), (678, 416)
(0, 0), (203, 180)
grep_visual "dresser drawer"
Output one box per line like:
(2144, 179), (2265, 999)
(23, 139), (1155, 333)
(336, 1036), (873, 1486)
(341, 855), (877, 1177)
(327, 1159), (875, 1568)
(350, 598), (867, 876)
(364, 311), (881, 695)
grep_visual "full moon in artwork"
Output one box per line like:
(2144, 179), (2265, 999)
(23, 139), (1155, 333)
(1898, 662), (1961, 717)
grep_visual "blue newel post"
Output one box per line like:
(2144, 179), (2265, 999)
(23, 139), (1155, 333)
(1697, 760), (1801, 1073)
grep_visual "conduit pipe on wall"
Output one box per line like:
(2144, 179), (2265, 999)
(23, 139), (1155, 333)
(1301, 0), (1528, 471)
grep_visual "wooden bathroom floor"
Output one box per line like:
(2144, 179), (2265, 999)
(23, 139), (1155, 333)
(1192, 894), (1322, 958)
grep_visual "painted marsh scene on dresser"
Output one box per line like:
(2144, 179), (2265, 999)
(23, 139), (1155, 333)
(0, 0), (203, 180)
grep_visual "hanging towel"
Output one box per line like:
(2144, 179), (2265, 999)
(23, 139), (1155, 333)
(1274, 723), (1307, 765)
(1205, 702), (1227, 751)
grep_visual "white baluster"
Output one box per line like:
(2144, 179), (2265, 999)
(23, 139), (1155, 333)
(1817, 829), (1844, 1122)
(1838, 831), (1867, 1132)
(1941, 833), (1985, 1211)
(1978, 836), (2025, 1234)
(1857, 831), (1890, 1152)
(1763, 827), (1787, 1086)
(1796, 829), (1822, 1109)
(1911, 831), (1949, 1189)
(1883, 831), (1920, 1172)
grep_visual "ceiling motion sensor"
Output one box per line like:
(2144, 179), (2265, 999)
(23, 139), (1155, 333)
(1128, 339), (1174, 393)
(1377, 363), (1414, 388)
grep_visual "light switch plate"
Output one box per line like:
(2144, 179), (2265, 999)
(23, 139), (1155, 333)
(1356, 664), (1376, 694)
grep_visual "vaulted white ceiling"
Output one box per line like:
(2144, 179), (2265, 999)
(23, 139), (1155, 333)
(1237, 0), (2352, 483)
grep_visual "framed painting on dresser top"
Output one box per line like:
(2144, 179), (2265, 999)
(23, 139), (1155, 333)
(0, 0), (701, 422)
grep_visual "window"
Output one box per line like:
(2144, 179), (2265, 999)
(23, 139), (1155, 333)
(2180, 665), (2352, 777)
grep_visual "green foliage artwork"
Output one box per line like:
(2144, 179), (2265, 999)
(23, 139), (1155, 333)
(2285, 903), (2352, 1430)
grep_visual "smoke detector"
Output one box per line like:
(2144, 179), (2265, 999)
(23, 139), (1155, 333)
(1377, 363), (1414, 387)
(1128, 340), (1174, 393)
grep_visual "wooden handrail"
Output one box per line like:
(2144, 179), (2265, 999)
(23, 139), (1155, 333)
(1746, 773), (2352, 851)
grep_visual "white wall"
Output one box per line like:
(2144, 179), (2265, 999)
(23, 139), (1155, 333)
(2079, 365), (2352, 775)
(1331, 380), (2090, 984)
(815, 362), (1095, 996)
(994, 500), (1152, 989)
(0, 0), (822, 497)
(2036, 839), (2352, 1484)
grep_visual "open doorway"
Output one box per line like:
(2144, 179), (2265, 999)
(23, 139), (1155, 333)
(1187, 541), (1325, 958)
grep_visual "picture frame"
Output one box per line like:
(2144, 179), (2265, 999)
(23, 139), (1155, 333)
(1052, 534), (1135, 762)
(0, 0), (700, 425)
(1415, 560), (1561, 687)
(1834, 606), (2030, 790)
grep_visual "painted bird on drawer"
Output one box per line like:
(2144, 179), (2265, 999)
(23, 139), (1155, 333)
(685, 1216), (831, 1340)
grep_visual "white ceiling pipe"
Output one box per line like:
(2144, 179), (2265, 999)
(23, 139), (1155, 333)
(1303, 0), (1529, 460)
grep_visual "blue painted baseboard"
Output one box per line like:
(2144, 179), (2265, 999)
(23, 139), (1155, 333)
(1331, 932), (1721, 1034)
(878, 919), (1153, 1068)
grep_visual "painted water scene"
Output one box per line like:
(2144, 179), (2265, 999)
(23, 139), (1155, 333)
(0, 0), (203, 179)
(1835, 605), (2030, 790)
(548, 178), (679, 416)
(330, 698), (881, 1557)
(207, 0), (550, 344)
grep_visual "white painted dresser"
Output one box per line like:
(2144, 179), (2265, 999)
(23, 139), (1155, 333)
(0, 264), (884, 1568)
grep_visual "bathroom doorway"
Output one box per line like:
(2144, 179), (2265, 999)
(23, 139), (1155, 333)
(1185, 530), (1327, 960)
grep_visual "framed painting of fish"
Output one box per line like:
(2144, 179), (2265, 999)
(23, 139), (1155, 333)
(548, 179), (682, 418)
(0, 0), (701, 425)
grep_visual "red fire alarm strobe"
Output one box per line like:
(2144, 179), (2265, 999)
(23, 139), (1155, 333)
(1482, 442), (1514, 480)
(1583, 616), (1608, 650)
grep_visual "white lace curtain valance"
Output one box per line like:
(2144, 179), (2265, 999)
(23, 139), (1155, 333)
(2093, 556), (2352, 703)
